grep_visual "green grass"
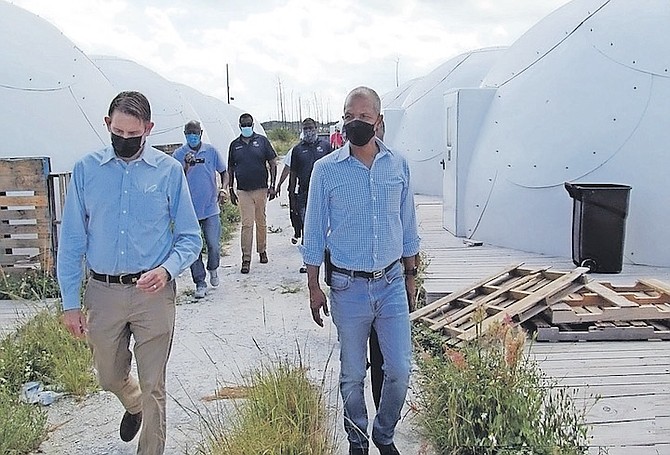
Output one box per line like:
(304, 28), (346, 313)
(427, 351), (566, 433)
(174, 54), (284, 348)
(0, 307), (98, 454)
(196, 360), (336, 455)
(0, 270), (60, 300)
(220, 200), (241, 246)
(0, 389), (47, 455)
(267, 128), (299, 156)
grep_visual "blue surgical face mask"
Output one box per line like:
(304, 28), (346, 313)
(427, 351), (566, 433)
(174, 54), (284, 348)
(240, 126), (253, 138)
(185, 133), (201, 148)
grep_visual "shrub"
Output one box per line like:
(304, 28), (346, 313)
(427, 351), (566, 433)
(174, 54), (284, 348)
(415, 314), (591, 454)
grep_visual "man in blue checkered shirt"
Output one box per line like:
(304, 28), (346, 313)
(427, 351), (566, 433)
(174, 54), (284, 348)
(302, 86), (420, 455)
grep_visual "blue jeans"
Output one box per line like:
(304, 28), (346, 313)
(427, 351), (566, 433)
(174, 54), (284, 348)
(190, 214), (221, 285)
(329, 261), (412, 449)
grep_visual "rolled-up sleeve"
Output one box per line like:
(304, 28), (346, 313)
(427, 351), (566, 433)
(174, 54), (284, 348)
(400, 161), (421, 258)
(301, 160), (329, 266)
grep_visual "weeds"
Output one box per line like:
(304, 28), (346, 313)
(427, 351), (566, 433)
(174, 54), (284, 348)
(0, 389), (47, 455)
(0, 306), (97, 454)
(0, 269), (60, 300)
(194, 360), (336, 455)
(415, 314), (592, 454)
(0, 307), (97, 397)
(220, 200), (240, 244)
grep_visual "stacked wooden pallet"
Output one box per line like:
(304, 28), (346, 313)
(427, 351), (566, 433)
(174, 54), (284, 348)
(410, 264), (670, 342)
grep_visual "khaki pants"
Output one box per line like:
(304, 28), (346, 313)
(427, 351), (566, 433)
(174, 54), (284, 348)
(84, 279), (176, 455)
(238, 188), (268, 261)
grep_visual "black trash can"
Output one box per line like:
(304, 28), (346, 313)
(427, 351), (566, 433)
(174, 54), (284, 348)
(564, 182), (631, 273)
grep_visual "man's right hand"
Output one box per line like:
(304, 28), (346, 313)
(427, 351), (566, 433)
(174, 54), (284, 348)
(62, 309), (87, 339)
(308, 286), (329, 327)
(229, 189), (238, 206)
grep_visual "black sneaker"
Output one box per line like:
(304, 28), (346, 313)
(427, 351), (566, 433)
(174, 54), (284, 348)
(119, 411), (142, 442)
(349, 446), (369, 455)
(374, 441), (400, 455)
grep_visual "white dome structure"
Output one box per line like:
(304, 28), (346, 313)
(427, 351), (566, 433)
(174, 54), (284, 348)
(447, 0), (670, 267)
(0, 1), (115, 172)
(91, 56), (203, 150)
(381, 47), (507, 196)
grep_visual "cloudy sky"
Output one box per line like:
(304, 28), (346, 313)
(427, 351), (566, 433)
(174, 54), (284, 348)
(11, 0), (570, 123)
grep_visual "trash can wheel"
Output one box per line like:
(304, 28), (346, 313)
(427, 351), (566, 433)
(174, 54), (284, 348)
(580, 258), (597, 272)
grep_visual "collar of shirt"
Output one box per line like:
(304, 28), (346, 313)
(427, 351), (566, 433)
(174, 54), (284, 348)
(99, 145), (160, 167)
(334, 137), (392, 163)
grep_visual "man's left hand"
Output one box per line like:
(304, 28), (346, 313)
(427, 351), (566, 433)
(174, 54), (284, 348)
(405, 276), (417, 312)
(137, 267), (170, 293)
(267, 186), (277, 201)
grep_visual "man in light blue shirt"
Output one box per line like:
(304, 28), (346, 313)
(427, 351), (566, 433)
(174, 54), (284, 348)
(173, 120), (228, 299)
(57, 91), (201, 455)
(302, 87), (420, 455)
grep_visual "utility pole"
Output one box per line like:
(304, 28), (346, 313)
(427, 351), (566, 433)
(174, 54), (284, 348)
(395, 57), (400, 88)
(226, 63), (231, 104)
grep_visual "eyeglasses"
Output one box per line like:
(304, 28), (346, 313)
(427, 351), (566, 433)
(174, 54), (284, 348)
(240, 123), (253, 128)
(184, 131), (200, 135)
(302, 126), (316, 131)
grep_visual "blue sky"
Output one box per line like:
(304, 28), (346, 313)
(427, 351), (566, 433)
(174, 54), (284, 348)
(11, 0), (571, 122)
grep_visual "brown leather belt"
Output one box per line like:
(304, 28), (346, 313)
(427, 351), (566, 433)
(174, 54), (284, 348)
(331, 260), (399, 280)
(90, 271), (144, 285)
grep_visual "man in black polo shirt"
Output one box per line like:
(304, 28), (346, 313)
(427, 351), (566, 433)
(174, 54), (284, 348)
(228, 113), (278, 274)
(277, 117), (331, 272)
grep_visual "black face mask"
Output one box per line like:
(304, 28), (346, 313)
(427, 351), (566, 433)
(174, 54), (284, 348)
(344, 119), (376, 146)
(111, 132), (144, 158)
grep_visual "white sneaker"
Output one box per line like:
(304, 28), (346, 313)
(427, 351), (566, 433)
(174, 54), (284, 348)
(194, 283), (207, 299)
(209, 269), (219, 287)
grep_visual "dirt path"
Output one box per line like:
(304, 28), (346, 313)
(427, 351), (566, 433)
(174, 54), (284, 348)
(34, 192), (427, 455)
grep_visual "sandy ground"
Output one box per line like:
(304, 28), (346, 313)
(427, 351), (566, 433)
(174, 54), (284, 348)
(32, 192), (429, 455)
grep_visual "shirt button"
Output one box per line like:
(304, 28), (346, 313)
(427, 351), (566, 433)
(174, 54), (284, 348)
(124, 190), (128, 194)
(121, 251), (125, 255)
(123, 210), (127, 214)
(121, 230), (125, 234)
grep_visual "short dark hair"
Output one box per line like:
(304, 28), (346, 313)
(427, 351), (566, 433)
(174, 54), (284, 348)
(108, 91), (151, 122)
(239, 113), (253, 124)
(184, 120), (201, 133)
(302, 118), (316, 127)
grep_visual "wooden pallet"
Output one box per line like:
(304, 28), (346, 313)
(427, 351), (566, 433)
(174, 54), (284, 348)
(549, 279), (670, 324)
(410, 264), (589, 342)
(526, 314), (670, 342)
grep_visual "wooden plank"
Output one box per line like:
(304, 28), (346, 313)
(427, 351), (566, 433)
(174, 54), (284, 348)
(0, 224), (49, 235)
(0, 196), (49, 207)
(639, 278), (670, 297)
(0, 173), (48, 187)
(584, 281), (639, 308)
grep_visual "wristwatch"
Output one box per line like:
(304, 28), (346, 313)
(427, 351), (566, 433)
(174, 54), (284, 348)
(404, 267), (418, 276)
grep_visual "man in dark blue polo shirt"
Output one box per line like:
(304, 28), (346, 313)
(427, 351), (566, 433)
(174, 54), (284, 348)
(280, 118), (332, 272)
(228, 113), (277, 274)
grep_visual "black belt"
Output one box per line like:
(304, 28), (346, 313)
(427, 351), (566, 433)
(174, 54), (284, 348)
(331, 260), (399, 280)
(90, 271), (144, 285)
